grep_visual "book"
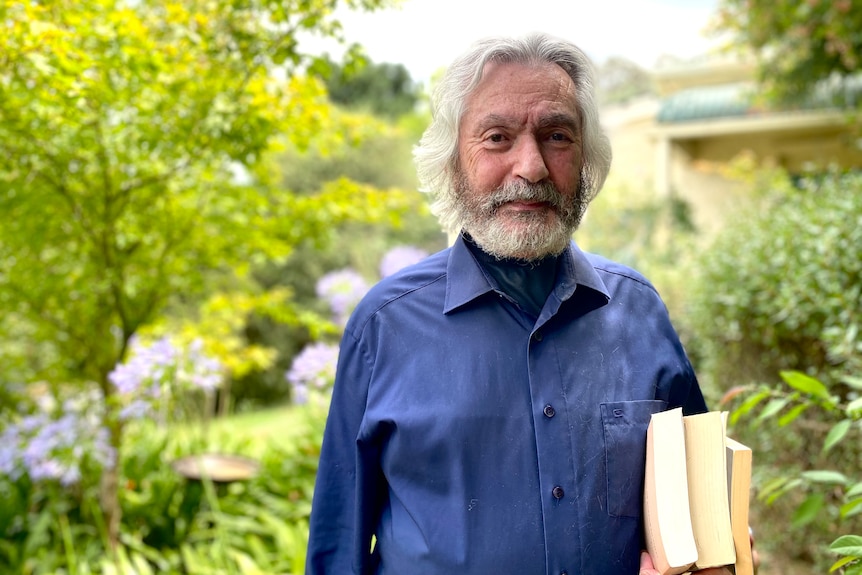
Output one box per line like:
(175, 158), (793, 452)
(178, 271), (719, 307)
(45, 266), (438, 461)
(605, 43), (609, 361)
(683, 411), (737, 570)
(725, 437), (754, 575)
(643, 410), (752, 574)
(643, 407), (698, 575)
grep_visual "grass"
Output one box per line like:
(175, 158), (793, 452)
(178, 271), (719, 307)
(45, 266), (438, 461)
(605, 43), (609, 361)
(209, 404), (308, 439)
(160, 401), (323, 459)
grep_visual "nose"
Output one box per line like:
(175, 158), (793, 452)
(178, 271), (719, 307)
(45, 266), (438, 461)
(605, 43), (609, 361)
(513, 137), (549, 183)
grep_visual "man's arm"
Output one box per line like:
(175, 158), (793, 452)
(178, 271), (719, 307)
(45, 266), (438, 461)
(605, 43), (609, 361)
(306, 330), (380, 575)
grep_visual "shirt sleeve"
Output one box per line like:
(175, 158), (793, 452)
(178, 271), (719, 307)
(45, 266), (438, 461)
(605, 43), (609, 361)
(667, 350), (708, 416)
(306, 329), (383, 575)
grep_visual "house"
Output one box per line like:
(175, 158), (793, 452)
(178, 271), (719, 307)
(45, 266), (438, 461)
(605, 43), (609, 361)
(601, 54), (862, 236)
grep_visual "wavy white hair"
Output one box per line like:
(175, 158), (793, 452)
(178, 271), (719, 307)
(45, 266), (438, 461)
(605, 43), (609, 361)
(413, 32), (612, 234)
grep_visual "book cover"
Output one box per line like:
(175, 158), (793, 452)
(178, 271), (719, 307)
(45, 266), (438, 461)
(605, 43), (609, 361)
(643, 408), (698, 575)
(726, 437), (754, 575)
(683, 411), (737, 570)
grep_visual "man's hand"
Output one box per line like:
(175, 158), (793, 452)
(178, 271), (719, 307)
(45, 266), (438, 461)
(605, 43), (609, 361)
(638, 551), (732, 575)
(639, 529), (759, 575)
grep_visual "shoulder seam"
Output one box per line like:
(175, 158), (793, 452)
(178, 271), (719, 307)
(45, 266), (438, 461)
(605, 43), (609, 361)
(591, 264), (658, 293)
(349, 272), (448, 336)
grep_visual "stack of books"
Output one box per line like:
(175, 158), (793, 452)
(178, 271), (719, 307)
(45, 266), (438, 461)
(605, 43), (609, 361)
(643, 408), (754, 575)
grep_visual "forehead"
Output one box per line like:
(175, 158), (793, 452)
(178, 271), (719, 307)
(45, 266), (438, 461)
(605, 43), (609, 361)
(461, 61), (579, 128)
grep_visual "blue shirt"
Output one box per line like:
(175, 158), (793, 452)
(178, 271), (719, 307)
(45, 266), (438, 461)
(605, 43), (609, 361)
(306, 235), (706, 575)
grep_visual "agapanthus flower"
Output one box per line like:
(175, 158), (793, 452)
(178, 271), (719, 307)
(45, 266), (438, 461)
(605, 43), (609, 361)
(379, 245), (429, 278)
(109, 336), (223, 422)
(285, 342), (339, 403)
(5, 405), (114, 487)
(316, 268), (369, 325)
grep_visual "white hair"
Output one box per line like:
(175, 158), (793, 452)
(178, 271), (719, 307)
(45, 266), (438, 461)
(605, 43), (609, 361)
(414, 32), (612, 234)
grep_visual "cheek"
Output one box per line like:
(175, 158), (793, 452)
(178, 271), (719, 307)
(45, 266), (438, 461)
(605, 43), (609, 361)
(464, 153), (509, 193)
(547, 155), (582, 193)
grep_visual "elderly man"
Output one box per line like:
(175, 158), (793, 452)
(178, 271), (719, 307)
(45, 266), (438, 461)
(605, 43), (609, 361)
(306, 33), (727, 575)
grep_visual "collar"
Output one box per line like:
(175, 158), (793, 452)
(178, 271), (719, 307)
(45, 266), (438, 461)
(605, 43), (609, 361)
(443, 234), (610, 314)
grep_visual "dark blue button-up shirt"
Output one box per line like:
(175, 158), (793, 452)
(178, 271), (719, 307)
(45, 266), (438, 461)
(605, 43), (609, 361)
(306, 236), (706, 575)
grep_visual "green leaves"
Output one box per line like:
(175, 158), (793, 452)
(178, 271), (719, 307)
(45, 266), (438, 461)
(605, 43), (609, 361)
(0, 0), (394, 385)
(714, 0), (862, 108)
(823, 420), (852, 453)
(830, 536), (862, 574)
(732, 369), (862, 568)
(692, 170), (862, 396)
(0, 0), (399, 555)
(780, 370), (833, 404)
(791, 492), (824, 528)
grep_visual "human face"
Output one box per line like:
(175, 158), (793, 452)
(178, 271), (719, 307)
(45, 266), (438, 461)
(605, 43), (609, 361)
(454, 61), (585, 260)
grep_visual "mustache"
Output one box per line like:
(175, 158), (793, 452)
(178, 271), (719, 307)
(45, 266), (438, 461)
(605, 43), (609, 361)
(479, 181), (567, 214)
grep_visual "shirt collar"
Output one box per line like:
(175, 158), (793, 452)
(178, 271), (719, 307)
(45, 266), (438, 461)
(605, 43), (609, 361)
(443, 234), (610, 314)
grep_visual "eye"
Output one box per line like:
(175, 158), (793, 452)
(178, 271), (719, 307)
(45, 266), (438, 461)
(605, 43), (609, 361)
(549, 132), (571, 142)
(488, 133), (505, 143)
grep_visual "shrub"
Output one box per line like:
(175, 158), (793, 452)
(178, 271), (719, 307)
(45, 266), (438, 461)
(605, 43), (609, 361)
(725, 370), (862, 574)
(689, 166), (862, 572)
(0, 403), (326, 574)
(689, 169), (862, 392)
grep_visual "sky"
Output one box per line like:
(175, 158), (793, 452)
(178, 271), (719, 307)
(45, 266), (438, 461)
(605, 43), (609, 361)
(329, 0), (723, 83)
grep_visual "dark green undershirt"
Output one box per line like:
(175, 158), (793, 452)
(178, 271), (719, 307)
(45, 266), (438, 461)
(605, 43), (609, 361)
(464, 234), (560, 318)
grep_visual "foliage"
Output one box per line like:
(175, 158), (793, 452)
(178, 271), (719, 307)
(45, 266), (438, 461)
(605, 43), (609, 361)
(688, 163), (862, 571)
(724, 370), (862, 573)
(689, 168), (862, 392)
(0, 0), (406, 543)
(324, 59), (422, 118)
(595, 57), (655, 106)
(712, 0), (862, 108)
(0, 398), (327, 574)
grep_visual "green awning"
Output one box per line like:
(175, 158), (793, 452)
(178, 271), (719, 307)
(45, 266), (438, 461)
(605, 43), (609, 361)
(657, 77), (862, 124)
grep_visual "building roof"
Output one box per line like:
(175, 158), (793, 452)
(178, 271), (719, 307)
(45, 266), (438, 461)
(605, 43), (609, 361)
(657, 83), (755, 123)
(657, 76), (862, 124)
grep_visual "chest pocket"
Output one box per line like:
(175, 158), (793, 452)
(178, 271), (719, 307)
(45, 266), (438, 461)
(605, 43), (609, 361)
(600, 400), (667, 518)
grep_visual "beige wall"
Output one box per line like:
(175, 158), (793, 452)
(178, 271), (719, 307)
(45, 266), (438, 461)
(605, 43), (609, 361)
(602, 101), (862, 238)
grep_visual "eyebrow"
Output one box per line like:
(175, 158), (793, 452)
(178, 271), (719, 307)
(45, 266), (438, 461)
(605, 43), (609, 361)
(473, 113), (519, 133)
(472, 112), (581, 135)
(536, 113), (580, 134)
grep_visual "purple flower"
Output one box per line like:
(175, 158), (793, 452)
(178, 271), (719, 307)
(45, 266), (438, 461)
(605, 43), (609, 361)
(119, 399), (152, 421)
(0, 426), (21, 478)
(285, 342), (339, 402)
(291, 383), (310, 405)
(92, 426), (116, 468)
(108, 361), (148, 395)
(144, 337), (178, 367)
(108, 336), (223, 423)
(379, 245), (429, 278)
(316, 269), (369, 325)
(1, 385), (117, 486)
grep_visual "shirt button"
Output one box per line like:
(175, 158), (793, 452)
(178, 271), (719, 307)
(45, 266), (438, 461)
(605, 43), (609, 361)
(552, 486), (564, 499)
(561, 572), (568, 575)
(543, 404), (556, 418)
(533, 331), (543, 342)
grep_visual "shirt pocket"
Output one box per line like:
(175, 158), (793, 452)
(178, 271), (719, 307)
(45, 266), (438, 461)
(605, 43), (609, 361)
(600, 399), (668, 518)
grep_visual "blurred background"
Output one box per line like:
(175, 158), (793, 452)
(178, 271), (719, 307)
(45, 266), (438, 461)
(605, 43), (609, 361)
(1, 0), (860, 573)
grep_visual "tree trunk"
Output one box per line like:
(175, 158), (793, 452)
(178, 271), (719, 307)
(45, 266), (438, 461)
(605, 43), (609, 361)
(99, 375), (124, 550)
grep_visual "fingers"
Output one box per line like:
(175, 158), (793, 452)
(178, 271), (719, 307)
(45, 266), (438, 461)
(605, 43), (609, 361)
(639, 550), (659, 575)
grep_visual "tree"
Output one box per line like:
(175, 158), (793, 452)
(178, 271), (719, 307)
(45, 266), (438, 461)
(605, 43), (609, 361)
(324, 59), (422, 118)
(595, 57), (655, 106)
(713, 0), (862, 108)
(0, 0), (407, 547)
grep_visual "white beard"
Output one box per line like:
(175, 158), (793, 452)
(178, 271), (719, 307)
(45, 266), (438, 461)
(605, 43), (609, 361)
(440, 176), (587, 261)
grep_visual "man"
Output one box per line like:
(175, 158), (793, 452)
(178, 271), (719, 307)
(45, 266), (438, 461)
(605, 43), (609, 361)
(306, 33), (728, 575)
